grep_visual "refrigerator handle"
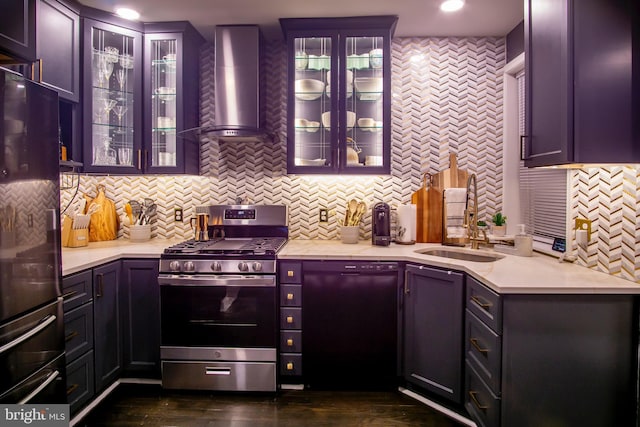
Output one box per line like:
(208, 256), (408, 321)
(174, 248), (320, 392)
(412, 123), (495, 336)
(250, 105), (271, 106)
(0, 315), (57, 355)
(18, 370), (61, 404)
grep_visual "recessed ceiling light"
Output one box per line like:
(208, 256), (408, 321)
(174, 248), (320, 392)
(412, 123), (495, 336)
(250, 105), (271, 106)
(115, 7), (140, 20)
(440, 0), (464, 12)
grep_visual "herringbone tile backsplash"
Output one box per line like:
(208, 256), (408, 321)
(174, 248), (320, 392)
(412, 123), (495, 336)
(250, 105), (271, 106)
(60, 36), (640, 283)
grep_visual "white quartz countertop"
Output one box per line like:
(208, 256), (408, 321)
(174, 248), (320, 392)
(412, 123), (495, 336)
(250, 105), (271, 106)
(279, 240), (640, 295)
(62, 238), (640, 295)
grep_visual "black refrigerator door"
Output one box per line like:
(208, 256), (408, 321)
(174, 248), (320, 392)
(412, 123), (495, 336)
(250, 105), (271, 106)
(1, 67), (62, 324)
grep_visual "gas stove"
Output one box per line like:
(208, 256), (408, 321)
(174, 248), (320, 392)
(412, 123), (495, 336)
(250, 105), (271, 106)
(159, 205), (288, 274)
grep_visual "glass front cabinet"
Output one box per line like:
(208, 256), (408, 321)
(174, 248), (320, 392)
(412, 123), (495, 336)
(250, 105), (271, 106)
(82, 18), (142, 173)
(281, 17), (397, 174)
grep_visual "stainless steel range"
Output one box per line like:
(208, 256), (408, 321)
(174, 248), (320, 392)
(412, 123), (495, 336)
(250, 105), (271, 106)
(158, 205), (288, 392)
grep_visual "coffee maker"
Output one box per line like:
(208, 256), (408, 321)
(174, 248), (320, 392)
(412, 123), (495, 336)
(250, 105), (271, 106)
(372, 202), (391, 246)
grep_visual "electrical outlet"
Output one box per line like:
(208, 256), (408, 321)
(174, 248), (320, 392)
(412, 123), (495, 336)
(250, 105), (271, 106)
(319, 208), (328, 223)
(174, 207), (183, 222)
(575, 218), (592, 240)
(27, 214), (33, 227)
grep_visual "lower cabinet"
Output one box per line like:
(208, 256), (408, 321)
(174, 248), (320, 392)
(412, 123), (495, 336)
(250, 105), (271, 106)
(464, 276), (638, 427)
(92, 261), (123, 392)
(404, 264), (464, 404)
(120, 259), (160, 378)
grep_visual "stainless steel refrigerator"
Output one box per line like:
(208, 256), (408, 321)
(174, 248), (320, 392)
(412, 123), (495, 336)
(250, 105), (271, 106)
(0, 67), (66, 403)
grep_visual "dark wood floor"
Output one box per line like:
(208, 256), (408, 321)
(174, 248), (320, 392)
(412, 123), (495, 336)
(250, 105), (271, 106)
(76, 384), (465, 426)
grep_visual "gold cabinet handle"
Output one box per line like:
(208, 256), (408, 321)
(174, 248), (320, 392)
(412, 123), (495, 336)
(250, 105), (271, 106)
(286, 338), (294, 347)
(287, 270), (294, 277)
(137, 149), (142, 170)
(61, 290), (78, 300)
(470, 338), (489, 354)
(469, 391), (488, 411)
(286, 362), (294, 371)
(65, 331), (79, 342)
(286, 316), (294, 324)
(96, 273), (104, 297)
(287, 293), (294, 300)
(404, 269), (410, 294)
(38, 58), (43, 83)
(470, 295), (492, 310)
(66, 383), (79, 396)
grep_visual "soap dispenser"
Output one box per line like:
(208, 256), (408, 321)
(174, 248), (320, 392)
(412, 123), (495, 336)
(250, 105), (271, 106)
(514, 224), (533, 257)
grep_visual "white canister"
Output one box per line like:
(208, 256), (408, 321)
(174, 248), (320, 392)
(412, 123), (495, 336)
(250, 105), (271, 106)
(369, 49), (383, 69)
(396, 204), (416, 244)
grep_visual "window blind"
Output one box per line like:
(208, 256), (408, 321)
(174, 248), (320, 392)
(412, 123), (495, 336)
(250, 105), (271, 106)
(517, 72), (567, 240)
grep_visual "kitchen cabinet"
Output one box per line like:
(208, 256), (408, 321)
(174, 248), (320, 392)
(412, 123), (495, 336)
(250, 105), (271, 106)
(142, 22), (203, 174)
(81, 17), (142, 173)
(281, 16), (397, 174)
(62, 269), (95, 414)
(302, 260), (399, 389)
(120, 259), (160, 378)
(278, 261), (303, 382)
(524, 0), (639, 166)
(35, 0), (80, 102)
(0, 0), (36, 62)
(92, 260), (122, 392)
(403, 264), (464, 404)
(464, 277), (637, 427)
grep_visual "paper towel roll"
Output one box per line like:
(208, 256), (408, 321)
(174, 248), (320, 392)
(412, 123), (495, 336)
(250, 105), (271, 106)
(397, 204), (416, 244)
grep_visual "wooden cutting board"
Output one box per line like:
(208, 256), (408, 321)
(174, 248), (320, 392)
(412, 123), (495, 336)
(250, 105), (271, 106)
(432, 153), (468, 190)
(411, 172), (442, 243)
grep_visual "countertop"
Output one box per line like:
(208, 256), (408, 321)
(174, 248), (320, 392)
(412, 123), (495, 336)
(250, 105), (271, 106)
(62, 238), (640, 295)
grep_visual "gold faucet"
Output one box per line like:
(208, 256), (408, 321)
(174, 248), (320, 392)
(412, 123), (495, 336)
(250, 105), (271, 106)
(465, 174), (488, 249)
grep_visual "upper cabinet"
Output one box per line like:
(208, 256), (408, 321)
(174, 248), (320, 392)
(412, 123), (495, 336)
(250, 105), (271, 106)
(35, 0), (80, 102)
(143, 22), (203, 174)
(281, 16), (397, 175)
(0, 0), (36, 62)
(81, 17), (143, 173)
(524, 0), (640, 167)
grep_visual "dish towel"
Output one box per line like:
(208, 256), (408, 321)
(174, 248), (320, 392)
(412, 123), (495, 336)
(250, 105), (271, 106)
(444, 188), (467, 238)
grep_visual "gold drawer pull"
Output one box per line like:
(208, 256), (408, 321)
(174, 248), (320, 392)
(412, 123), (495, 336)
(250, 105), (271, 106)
(469, 391), (489, 411)
(286, 316), (294, 324)
(470, 338), (489, 354)
(471, 295), (492, 310)
(286, 362), (294, 371)
(286, 338), (294, 347)
(287, 270), (294, 277)
(67, 383), (79, 396)
(287, 293), (294, 300)
(65, 331), (79, 342)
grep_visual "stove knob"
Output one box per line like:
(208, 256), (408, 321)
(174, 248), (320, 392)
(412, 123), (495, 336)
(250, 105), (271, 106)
(169, 261), (181, 272)
(238, 262), (249, 272)
(183, 261), (196, 273)
(252, 262), (263, 272)
(210, 261), (222, 272)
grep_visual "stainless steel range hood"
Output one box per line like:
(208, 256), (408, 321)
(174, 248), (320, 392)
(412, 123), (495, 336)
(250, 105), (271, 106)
(209, 25), (271, 143)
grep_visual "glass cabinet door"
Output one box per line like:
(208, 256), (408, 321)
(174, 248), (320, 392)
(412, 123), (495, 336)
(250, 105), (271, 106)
(292, 36), (334, 170)
(89, 26), (135, 168)
(150, 39), (177, 167)
(343, 36), (385, 170)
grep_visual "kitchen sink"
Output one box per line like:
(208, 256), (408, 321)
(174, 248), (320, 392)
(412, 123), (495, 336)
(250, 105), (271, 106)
(415, 248), (504, 263)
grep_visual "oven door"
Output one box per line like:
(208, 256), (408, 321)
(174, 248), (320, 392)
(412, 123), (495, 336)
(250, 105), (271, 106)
(159, 274), (277, 349)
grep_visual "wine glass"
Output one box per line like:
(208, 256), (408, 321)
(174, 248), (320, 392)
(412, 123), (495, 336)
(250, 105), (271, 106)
(116, 69), (127, 91)
(102, 99), (117, 122)
(100, 60), (114, 88)
(113, 105), (128, 127)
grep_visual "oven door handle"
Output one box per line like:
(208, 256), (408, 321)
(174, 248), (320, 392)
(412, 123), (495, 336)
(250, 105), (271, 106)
(158, 274), (276, 287)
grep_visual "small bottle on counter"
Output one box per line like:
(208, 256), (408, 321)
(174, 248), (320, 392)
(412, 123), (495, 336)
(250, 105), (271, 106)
(514, 224), (533, 256)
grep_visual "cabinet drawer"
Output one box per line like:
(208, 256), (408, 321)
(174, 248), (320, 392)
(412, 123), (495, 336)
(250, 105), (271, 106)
(280, 285), (302, 306)
(63, 302), (94, 363)
(466, 309), (502, 395)
(66, 350), (95, 414)
(279, 262), (302, 284)
(62, 270), (93, 311)
(466, 276), (502, 333)
(280, 353), (302, 376)
(465, 360), (500, 427)
(280, 308), (302, 330)
(280, 331), (302, 353)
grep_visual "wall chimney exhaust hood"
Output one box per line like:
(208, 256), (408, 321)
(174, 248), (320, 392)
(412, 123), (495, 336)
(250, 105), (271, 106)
(200, 25), (271, 143)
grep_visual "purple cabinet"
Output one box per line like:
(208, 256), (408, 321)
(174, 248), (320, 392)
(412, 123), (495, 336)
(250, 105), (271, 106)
(524, 0), (640, 167)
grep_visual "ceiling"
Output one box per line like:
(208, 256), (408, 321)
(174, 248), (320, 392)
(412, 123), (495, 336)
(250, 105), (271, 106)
(77, 0), (524, 42)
